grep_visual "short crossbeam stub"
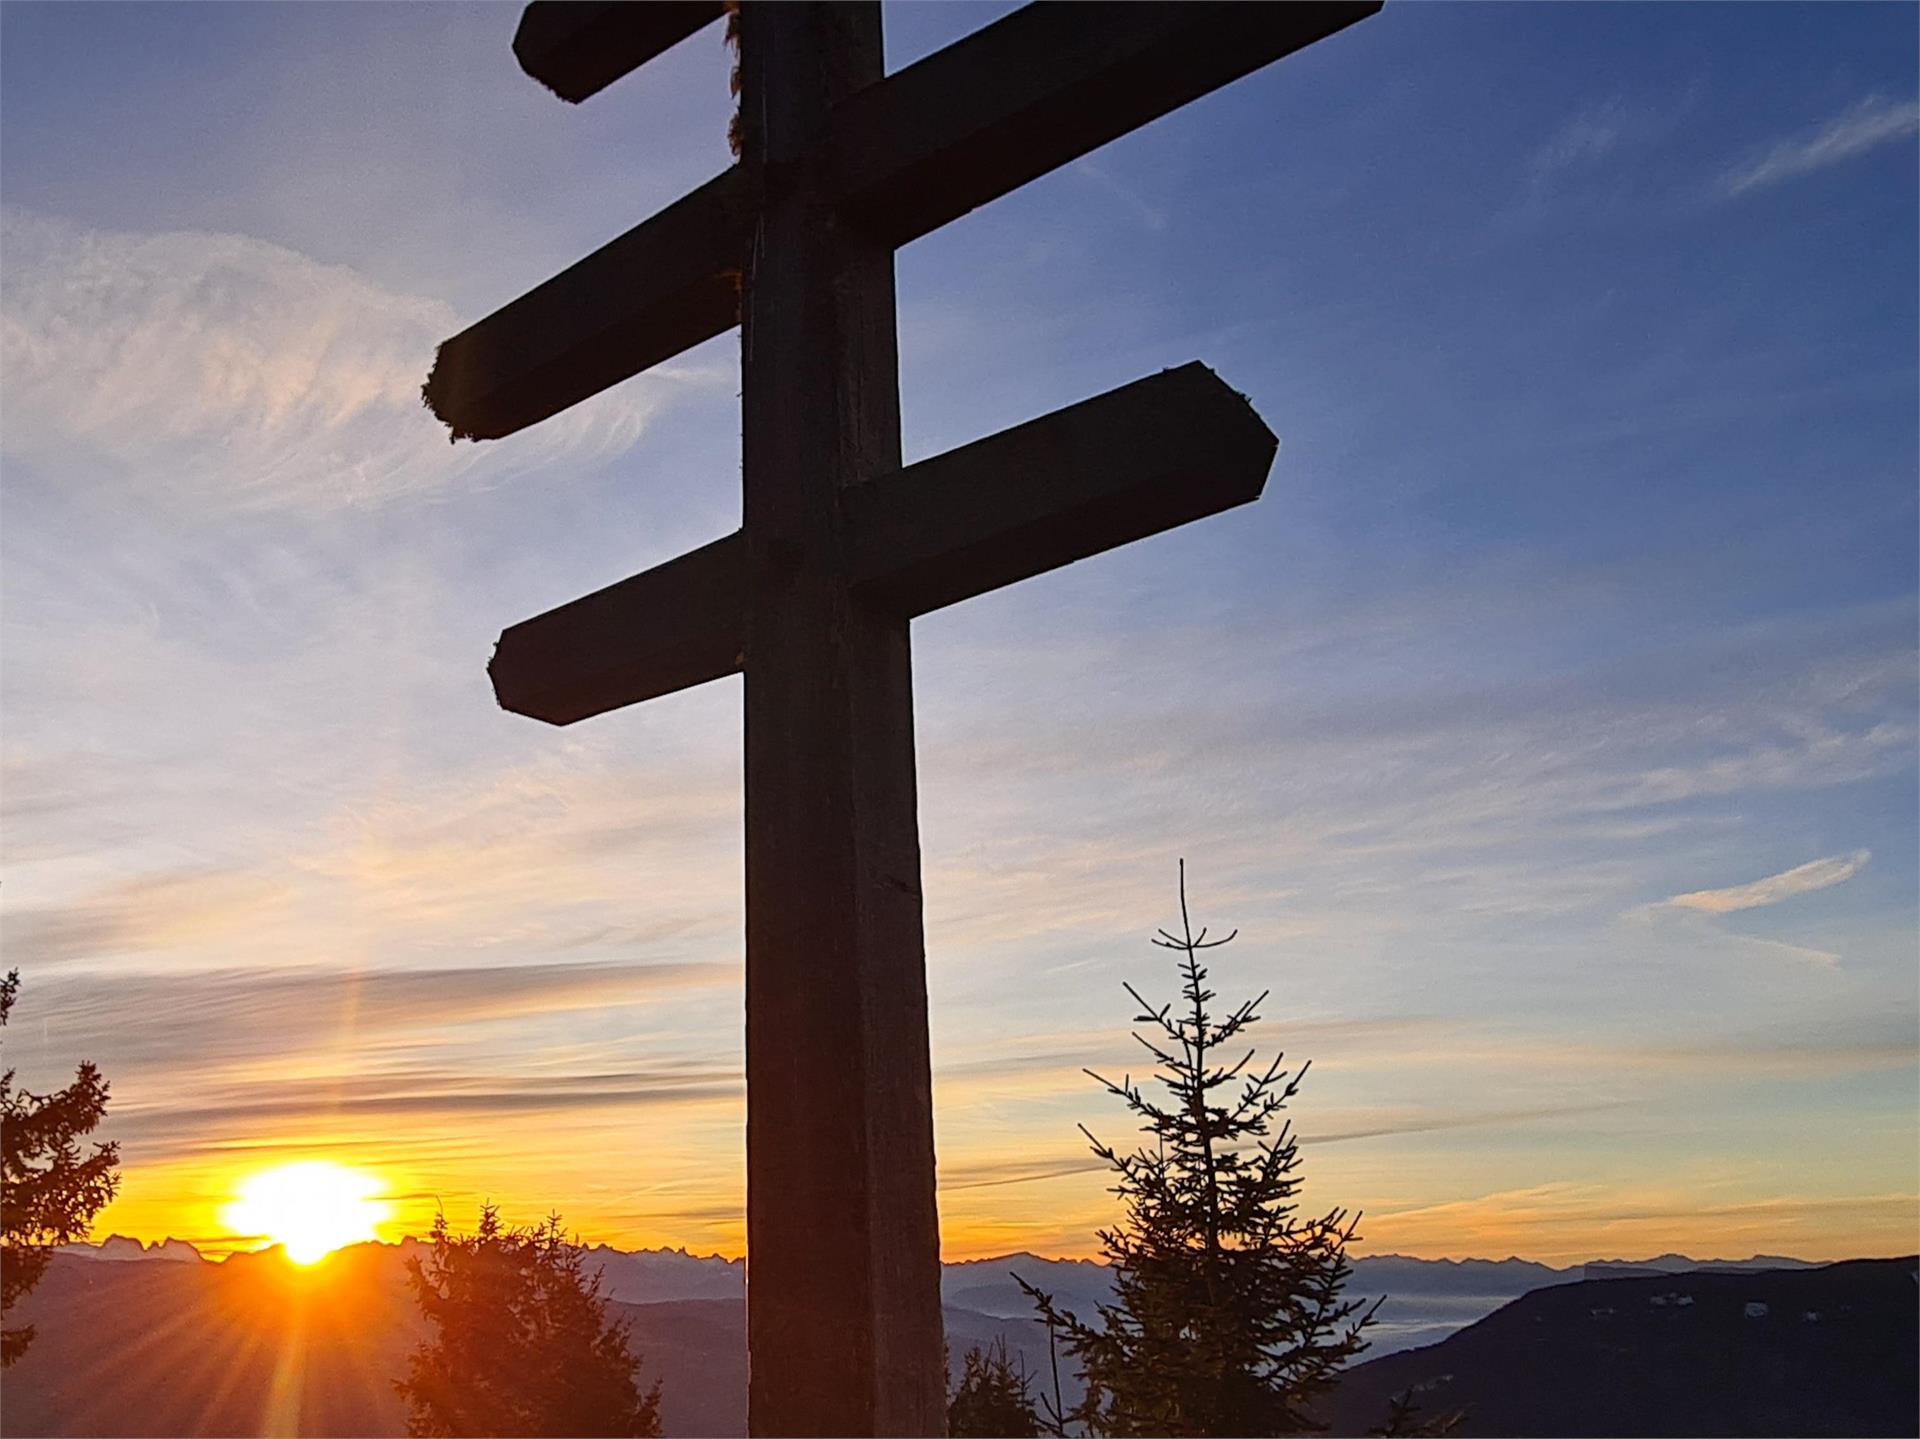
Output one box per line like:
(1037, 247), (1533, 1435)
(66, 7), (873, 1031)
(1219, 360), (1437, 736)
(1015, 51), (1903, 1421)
(490, 532), (745, 726)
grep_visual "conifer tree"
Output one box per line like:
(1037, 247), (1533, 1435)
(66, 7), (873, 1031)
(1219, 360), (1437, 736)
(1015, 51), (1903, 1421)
(1020, 864), (1374, 1436)
(1, 969), (121, 1367)
(949, 1337), (1042, 1438)
(396, 1204), (662, 1437)
(1369, 1387), (1465, 1438)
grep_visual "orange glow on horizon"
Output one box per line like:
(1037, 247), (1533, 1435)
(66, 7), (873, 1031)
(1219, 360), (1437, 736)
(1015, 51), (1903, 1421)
(90, 1145), (1917, 1271)
(220, 1161), (392, 1265)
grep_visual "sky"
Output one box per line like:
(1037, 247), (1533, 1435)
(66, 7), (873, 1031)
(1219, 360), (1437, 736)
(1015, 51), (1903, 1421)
(1, 1), (1915, 1267)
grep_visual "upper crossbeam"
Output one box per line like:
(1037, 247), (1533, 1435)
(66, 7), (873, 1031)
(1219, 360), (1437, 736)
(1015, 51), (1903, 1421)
(830, 0), (1381, 246)
(426, 167), (756, 442)
(514, 1), (728, 103)
(424, 1), (1379, 442)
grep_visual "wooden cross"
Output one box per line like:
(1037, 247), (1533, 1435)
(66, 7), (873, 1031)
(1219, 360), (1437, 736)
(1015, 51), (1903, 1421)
(426, 3), (1379, 1432)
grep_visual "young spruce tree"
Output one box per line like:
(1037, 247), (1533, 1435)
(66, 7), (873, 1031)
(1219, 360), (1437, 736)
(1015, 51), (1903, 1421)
(396, 1205), (661, 1438)
(1020, 864), (1374, 1436)
(1, 969), (121, 1367)
(948, 1337), (1042, 1438)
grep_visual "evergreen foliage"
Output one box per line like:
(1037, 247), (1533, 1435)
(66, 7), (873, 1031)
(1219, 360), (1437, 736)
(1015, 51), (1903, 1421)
(396, 1204), (662, 1437)
(1369, 1387), (1466, 1437)
(1020, 864), (1375, 1436)
(1, 968), (121, 1367)
(948, 1337), (1042, 1437)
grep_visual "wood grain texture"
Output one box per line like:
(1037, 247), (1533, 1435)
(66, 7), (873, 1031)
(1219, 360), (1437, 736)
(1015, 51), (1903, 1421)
(737, 5), (945, 1434)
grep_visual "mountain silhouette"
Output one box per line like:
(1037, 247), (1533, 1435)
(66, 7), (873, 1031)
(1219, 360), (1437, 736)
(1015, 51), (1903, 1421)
(57, 1234), (203, 1263)
(11, 1242), (1909, 1437)
(1319, 1257), (1919, 1437)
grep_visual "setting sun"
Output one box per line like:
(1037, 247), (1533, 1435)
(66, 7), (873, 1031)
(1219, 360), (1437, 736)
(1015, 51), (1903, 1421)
(221, 1161), (392, 1265)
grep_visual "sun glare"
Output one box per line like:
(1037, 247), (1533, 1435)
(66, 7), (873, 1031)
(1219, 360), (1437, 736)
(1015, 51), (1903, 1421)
(222, 1161), (391, 1265)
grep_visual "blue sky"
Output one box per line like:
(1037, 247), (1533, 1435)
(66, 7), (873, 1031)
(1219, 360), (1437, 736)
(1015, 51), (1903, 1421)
(2, 1), (1915, 1262)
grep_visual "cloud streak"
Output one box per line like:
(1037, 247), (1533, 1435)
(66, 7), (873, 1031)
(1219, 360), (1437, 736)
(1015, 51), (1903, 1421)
(1718, 95), (1919, 198)
(1364, 1181), (1920, 1264)
(1306, 1100), (1632, 1147)
(4, 868), (299, 967)
(1527, 98), (1633, 189)
(1665, 850), (1872, 915)
(7, 960), (734, 1079)
(109, 1065), (743, 1140)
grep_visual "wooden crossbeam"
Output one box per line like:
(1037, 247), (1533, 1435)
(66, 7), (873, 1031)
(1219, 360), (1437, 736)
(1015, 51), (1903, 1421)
(513, 1), (727, 103)
(833, 1), (1382, 246)
(423, 1), (1379, 443)
(423, 167), (755, 442)
(490, 532), (744, 726)
(489, 363), (1276, 726)
(847, 362), (1276, 615)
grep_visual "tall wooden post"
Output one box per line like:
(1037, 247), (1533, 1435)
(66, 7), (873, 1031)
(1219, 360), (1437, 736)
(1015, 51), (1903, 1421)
(434, 4), (1384, 1430)
(737, 5), (945, 1434)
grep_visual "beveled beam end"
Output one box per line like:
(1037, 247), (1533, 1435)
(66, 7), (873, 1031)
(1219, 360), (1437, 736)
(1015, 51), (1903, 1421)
(490, 531), (747, 725)
(848, 362), (1278, 617)
(513, 1), (728, 104)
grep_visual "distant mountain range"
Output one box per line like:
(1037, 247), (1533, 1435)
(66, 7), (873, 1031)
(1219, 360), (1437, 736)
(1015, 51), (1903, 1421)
(48, 1235), (1829, 1359)
(931, 1249), (1823, 1358)
(11, 1243), (1913, 1436)
(56, 1234), (203, 1263)
(941, 1250), (1572, 1355)
(1582, 1252), (1820, 1280)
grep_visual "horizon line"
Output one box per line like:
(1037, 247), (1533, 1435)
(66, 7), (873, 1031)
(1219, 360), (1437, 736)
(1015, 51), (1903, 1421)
(63, 1231), (1870, 1273)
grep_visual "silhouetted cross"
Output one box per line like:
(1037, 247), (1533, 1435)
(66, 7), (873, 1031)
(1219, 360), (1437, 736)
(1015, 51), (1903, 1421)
(425, 4), (1379, 1433)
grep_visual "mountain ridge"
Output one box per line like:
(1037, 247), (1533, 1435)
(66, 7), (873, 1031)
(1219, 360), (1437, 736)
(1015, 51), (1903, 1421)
(1320, 1256), (1919, 1436)
(7, 1250), (1909, 1436)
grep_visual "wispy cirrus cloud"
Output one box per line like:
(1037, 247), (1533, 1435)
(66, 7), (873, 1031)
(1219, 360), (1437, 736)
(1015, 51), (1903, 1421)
(1516, 90), (1702, 212)
(1664, 849), (1872, 915)
(2, 730), (747, 974)
(1307, 1100), (1632, 1147)
(3, 867), (299, 967)
(939, 1154), (1108, 1193)
(7, 960), (735, 1080)
(942, 1100), (1635, 1189)
(1717, 94), (1920, 198)
(915, 596), (1915, 958)
(0, 209), (687, 514)
(1071, 160), (1169, 233)
(1527, 97), (1636, 190)
(111, 1064), (743, 1141)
